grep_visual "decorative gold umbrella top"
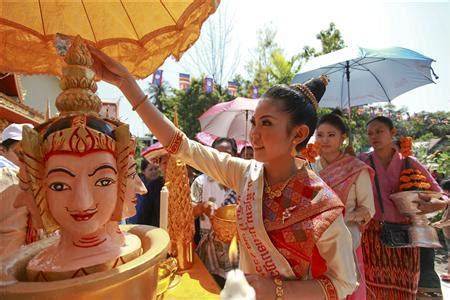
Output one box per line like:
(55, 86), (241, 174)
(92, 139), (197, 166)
(0, 0), (219, 79)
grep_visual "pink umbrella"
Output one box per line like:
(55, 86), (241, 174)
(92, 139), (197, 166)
(197, 97), (260, 145)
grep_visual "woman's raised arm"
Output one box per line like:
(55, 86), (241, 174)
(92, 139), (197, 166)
(89, 46), (177, 147)
(88, 47), (251, 191)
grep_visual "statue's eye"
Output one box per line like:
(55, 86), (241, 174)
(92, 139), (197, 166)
(127, 172), (137, 180)
(95, 177), (116, 187)
(49, 182), (70, 192)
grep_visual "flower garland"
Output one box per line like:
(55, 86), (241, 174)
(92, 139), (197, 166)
(399, 137), (413, 157)
(398, 136), (431, 191)
(399, 169), (431, 191)
(300, 142), (320, 163)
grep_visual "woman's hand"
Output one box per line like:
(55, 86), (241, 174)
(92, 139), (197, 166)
(202, 201), (215, 218)
(88, 45), (132, 88)
(346, 207), (371, 225)
(88, 45), (146, 107)
(246, 274), (276, 300)
(416, 193), (448, 215)
(192, 201), (215, 218)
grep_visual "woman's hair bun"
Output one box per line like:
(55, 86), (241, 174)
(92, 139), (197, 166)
(304, 75), (328, 104)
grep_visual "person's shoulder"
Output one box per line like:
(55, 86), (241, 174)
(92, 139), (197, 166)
(300, 168), (329, 192)
(0, 155), (18, 170)
(358, 151), (371, 162)
(404, 155), (426, 169)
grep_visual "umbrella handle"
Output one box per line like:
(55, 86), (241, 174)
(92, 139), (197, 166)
(244, 110), (250, 148)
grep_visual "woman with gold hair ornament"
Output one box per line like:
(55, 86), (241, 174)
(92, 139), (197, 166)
(89, 47), (357, 299)
(16, 38), (145, 282)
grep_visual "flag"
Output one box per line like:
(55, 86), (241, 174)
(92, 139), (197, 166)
(204, 77), (214, 95)
(227, 81), (237, 96)
(179, 73), (190, 91)
(251, 84), (258, 99)
(152, 69), (163, 87)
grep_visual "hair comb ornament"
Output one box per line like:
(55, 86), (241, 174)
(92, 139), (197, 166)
(319, 75), (329, 87)
(292, 84), (318, 111)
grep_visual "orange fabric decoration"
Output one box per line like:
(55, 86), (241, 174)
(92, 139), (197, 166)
(300, 142), (320, 163)
(0, 1), (219, 79)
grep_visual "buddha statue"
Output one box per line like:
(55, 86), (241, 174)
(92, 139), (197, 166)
(0, 37), (170, 299)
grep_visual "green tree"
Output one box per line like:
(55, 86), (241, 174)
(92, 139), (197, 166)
(147, 82), (171, 113)
(160, 78), (228, 139)
(245, 24), (304, 92)
(317, 22), (346, 55)
(269, 49), (302, 84)
(301, 22), (346, 61)
(245, 24), (279, 94)
(230, 74), (253, 98)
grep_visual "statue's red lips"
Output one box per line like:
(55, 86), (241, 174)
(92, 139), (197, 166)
(70, 211), (97, 221)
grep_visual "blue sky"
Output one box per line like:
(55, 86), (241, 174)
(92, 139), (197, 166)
(97, 0), (450, 137)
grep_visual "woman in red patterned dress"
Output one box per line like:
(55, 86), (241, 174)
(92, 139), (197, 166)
(89, 47), (357, 299)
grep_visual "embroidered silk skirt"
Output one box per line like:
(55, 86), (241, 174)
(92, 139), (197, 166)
(362, 220), (420, 300)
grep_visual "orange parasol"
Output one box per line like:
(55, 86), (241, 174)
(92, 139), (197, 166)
(0, 0), (219, 79)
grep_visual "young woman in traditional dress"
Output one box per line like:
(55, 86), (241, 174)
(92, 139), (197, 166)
(311, 110), (375, 300)
(359, 116), (447, 299)
(89, 47), (357, 299)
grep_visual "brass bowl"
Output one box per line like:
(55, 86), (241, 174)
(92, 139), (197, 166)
(390, 191), (443, 215)
(390, 191), (443, 248)
(156, 257), (178, 296)
(0, 225), (170, 300)
(156, 267), (171, 296)
(211, 205), (237, 243)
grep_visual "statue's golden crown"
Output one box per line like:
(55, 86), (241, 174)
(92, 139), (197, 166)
(42, 115), (116, 159)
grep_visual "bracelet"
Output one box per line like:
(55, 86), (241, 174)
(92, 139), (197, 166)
(165, 131), (183, 155)
(132, 94), (149, 111)
(274, 278), (283, 300)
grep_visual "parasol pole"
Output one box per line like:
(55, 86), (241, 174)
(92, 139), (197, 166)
(345, 61), (353, 146)
(244, 110), (249, 157)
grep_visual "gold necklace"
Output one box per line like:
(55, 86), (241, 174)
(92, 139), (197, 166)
(264, 174), (296, 200)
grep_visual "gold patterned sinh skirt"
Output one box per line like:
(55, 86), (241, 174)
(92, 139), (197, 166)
(362, 220), (420, 300)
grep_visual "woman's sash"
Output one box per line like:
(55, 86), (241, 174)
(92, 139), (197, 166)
(236, 165), (343, 280)
(319, 155), (373, 205)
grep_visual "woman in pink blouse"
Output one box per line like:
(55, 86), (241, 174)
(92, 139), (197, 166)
(359, 116), (447, 299)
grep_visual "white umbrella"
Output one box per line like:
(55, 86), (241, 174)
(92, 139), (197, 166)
(292, 46), (437, 109)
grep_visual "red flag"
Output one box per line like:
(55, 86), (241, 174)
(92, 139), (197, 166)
(228, 81), (238, 96)
(179, 73), (190, 91)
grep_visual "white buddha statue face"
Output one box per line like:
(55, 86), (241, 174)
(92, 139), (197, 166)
(45, 151), (118, 236)
(122, 156), (147, 219)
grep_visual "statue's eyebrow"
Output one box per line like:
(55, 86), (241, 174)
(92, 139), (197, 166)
(88, 164), (117, 177)
(47, 168), (76, 177)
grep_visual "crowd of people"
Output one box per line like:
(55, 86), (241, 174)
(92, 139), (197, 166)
(1, 46), (449, 300)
